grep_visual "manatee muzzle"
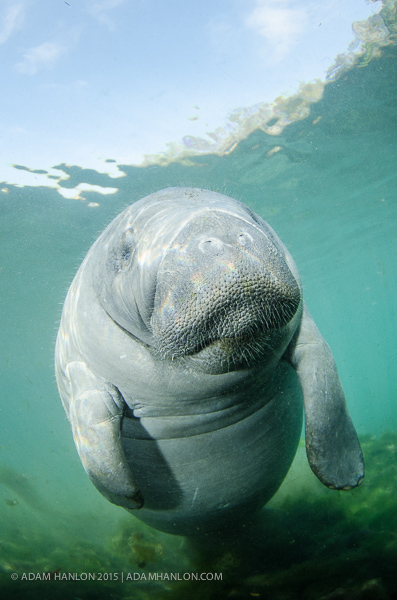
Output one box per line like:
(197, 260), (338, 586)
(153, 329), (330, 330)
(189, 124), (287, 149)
(150, 225), (301, 361)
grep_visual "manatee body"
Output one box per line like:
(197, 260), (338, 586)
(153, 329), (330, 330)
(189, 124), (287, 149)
(55, 187), (364, 535)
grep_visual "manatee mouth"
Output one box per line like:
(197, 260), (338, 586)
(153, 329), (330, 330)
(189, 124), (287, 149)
(151, 267), (301, 365)
(185, 330), (279, 373)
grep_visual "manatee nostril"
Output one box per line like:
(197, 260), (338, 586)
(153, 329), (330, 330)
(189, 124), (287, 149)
(237, 232), (253, 247)
(199, 238), (223, 256)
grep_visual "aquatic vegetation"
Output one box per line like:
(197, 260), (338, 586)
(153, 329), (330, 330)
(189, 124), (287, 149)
(0, 433), (396, 599)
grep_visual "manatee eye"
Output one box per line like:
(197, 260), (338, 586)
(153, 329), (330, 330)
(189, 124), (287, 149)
(199, 238), (223, 256)
(237, 232), (253, 247)
(120, 243), (131, 262)
(110, 226), (135, 274)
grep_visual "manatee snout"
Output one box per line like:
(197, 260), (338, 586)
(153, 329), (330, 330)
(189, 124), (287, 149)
(151, 215), (301, 363)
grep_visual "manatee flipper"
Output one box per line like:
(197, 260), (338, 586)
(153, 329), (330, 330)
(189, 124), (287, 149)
(288, 303), (364, 490)
(64, 361), (143, 509)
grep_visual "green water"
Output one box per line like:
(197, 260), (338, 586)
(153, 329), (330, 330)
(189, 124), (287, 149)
(0, 36), (396, 600)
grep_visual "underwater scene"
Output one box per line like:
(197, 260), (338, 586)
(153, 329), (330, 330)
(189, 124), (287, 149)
(1, 1), (397, 599)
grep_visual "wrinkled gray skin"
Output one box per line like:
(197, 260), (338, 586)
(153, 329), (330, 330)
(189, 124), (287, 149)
(55, 187), (364, 535)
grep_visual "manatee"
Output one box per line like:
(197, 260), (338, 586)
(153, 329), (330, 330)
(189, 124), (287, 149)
(55, 187), (364, 535)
